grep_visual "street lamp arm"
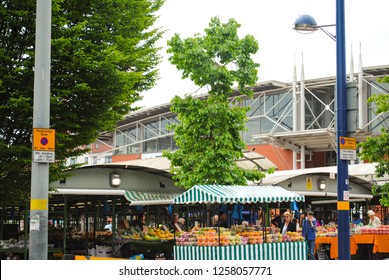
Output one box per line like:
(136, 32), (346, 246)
(318, 26), (336, 42)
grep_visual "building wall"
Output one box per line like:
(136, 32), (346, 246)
(112, 153), (141, 162)
(68, 67), (389, 176)
(51, 168), (176, 191)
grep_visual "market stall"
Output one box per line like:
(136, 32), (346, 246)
(315, 225), (389, 259)
(173, 184), (307, 260)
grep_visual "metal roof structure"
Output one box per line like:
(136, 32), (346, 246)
(252, 128), (336, 153)
(78, 150), (276, 179)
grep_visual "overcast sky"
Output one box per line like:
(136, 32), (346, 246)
(136, 0), (389, 108)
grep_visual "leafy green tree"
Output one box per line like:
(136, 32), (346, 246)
(358, 77), (389, 206)
(163, 17), (267, 189)
(0, 0), (164, 206)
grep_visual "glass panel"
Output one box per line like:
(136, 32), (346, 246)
(244, 119), (262, 144)
(368, 81), (389, 133)
(115, 133), (126, 155)
(245, 96), (262, 117)
(158, 136), (172, 151)
(161, 116), (175, 135)
(127, 127), (138, 142)
(260, 118), (274, 134)
(144, 139), (157, 153)
(144, 120), (159, 140)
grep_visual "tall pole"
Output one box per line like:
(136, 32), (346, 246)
(29, 0), (52, 260)
(336, 0), (351, 260)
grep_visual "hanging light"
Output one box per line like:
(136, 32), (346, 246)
(293, 14), (318, 34)
(318, 179), (326, 190)
(110, 172), (121, 187)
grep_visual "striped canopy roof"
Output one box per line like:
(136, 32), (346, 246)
(124, 190), (183, 205)
(173, 185), (305, 204)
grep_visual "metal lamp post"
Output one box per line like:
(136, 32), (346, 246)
(293, 0), (350, 260)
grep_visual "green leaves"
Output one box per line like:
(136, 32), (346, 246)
(167, 17), (259, 98)
(359, 128), (389, 206)
(0, 0), (164, 206)
(358, 79), (389, 206)
(164, 17), (264, 189)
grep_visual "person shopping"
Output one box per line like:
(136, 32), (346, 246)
(302, 211), (317, 260)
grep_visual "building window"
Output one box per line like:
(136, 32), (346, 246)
(105, 156), (112, 163)
(144, 139), (157, 153)
(325, 151), (337, 166)
(144, 120), (159, 140)
(70, 157), (77, 165)
(368, 80), (389, 134)
(115, 126), (140, 155)
(158, 136), (172, 151)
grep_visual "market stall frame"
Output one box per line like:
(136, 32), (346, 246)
(172, 184), (307, 260)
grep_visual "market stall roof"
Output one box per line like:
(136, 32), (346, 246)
(260, 163), (388, 192)
(124, 190), (183, 206)
(51, 188), (126, 196)
(173, 185), (305, 204)
(50, 189), (183, 206)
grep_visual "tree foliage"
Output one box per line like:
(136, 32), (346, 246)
(358, 78), (389, 206)
(163, 17), (267, 189)
(0, 0), (164, 206)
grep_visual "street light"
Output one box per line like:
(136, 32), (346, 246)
(293, 0), (351, 260)
(293, 14), (336, 41)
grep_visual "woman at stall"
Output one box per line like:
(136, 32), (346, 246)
(169, 213), (184, 233)
(367, 210), (381, 227)
(280, 211), (296, 235)
(131, 213), (147, 231)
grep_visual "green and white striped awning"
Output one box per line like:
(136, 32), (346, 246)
(173, 185), (305, 204)
(124, 190), (183, 206)
(174, 242), (307, 260)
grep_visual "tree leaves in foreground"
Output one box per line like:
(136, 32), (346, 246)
(358, 77), (389, 207)
(163, 17), (267, 189)
(0, 0), (164, 206)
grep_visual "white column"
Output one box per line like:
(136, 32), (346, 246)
(300, 54), (305, 131)
(293, 56), (298, 169)
(349, 45), (355, 82)
(358, 44), (367, 129)
(300, 145), (305, 169)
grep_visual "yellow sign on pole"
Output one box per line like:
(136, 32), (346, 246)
(33, 128), (55, 151)
(339, 136), (356, 150)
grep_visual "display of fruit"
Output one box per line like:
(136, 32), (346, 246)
(174, 226), (306, 247)
(96, 231), (112, 238)
(316, 225), (337, 237)
(360, 225), (389, 235)
(282, 231), (304, 242)
(153, 228), (174, 240)
(175, 232), (196, 246)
